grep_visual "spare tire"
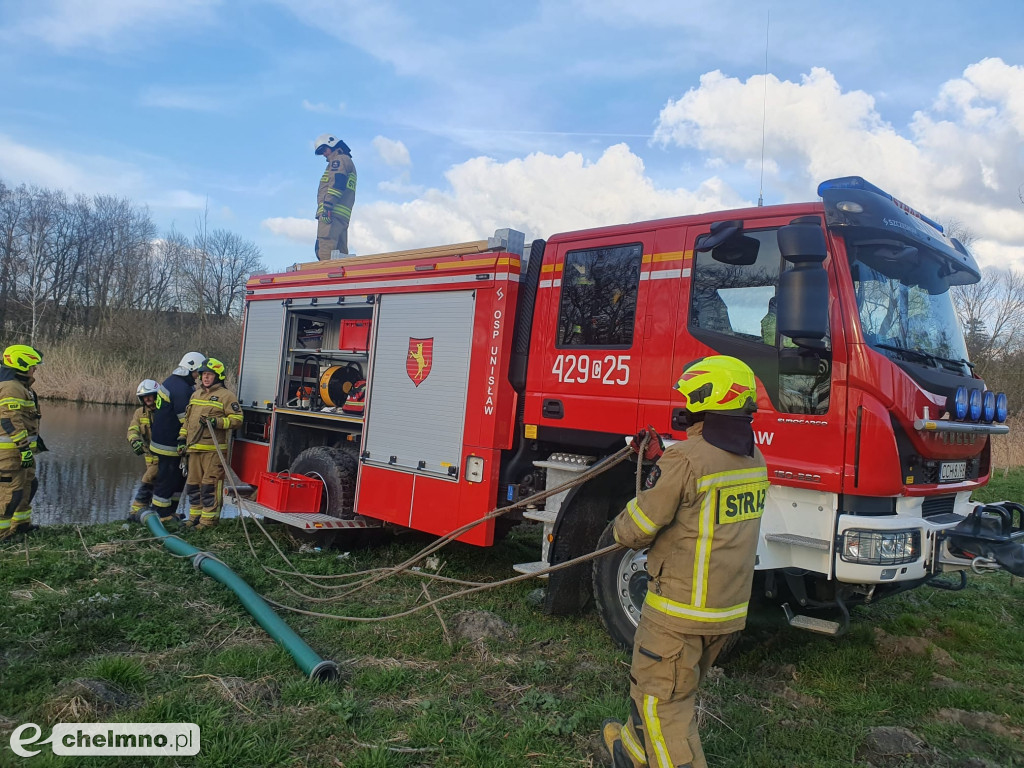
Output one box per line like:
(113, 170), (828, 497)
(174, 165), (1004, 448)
(289, 446), (358, 519)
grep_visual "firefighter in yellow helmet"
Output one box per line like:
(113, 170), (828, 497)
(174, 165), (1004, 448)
(126, 379), (168, 521)
(178, 358), (242, 528)
(314, 133), (357, 260)
(602, 355), (769, 768)
(0, 344), (44, 541)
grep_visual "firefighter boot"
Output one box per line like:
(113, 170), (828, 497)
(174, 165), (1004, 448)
(602, 719), (644, 768)
(197, 483), (221, 529)
(182, 483), (202, 528)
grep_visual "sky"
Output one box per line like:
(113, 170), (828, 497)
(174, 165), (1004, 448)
(1, 0), (1024, 273)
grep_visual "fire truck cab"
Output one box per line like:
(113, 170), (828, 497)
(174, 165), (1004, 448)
(233, 178), (1024, 647)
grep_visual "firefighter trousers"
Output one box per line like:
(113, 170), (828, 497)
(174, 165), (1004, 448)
(315, 216), (350, 259)
(0, 462), (36, 540)
(620, 620), (733, 768)
(130, 457), (159, 513)
(152, 454), (186, 513)
(184, 451), (224, 523)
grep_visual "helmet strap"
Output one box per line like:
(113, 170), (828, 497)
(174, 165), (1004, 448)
(702, 412), (755, 457)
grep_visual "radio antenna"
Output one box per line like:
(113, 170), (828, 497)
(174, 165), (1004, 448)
(757, 9), (770, 207)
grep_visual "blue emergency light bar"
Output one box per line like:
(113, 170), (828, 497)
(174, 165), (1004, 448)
(817, 177), (944, 234)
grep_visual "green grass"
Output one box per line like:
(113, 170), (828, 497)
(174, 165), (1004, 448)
(1, 474), (1023, 767)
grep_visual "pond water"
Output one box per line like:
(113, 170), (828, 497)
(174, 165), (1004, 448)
(34, 401), (238, 526)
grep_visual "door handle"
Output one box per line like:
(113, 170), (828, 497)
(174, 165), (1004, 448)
(542, 399), (564, 419)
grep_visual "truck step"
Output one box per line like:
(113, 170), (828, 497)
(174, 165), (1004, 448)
(512, 561), (550, 579)
(783, 603), (842, 635)
(522, 508), (557, 524)
(764, 533), (831, 551)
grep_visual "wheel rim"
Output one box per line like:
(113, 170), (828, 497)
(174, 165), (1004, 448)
(614, 547), (649, 627)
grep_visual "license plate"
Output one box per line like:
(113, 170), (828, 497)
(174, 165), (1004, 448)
(939, 461), (966, 482)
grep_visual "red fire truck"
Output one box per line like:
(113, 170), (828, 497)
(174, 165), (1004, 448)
(232, 176), (1023, 647)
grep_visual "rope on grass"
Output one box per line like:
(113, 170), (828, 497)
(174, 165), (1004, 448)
(199, 432), (652, 622)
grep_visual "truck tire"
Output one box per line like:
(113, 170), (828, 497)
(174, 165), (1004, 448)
(592, 519), (648, 650)
(289, 446), (357, 519)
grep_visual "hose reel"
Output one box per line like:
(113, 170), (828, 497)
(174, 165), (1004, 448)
(318, 363), (364, 407)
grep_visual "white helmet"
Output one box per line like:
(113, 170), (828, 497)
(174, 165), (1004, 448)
(136, 379), (163, 404)
(177, 352), (206, 373)
(314, 133), (350, 156)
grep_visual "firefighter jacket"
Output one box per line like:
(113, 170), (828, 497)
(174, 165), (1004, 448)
(162, 372), (195, 421)
(127, 405), (158, 466)
(148, 388), (183, 458)
(179, 381), (242, 452)
(316, 154), (357, 224)
(0, 367), (39, 458)
(613, 422), (769, 635)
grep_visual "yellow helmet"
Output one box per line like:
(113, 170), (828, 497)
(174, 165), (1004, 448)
(2, 344), (43, 372)
(674, 355), (757, 413)
(198, 357), (226, 381)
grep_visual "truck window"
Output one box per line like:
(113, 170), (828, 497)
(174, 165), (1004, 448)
(557, 243), (642, 347)
(690, 230), (781, 344)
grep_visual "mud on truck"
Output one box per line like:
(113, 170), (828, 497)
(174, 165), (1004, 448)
(231, 176), (1024, 648)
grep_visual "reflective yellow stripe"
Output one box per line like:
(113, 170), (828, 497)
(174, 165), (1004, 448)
(150, 441), (179, 457)
(644, 592), (749, 622)
(190, 399), (225, 409)
(0, 433), (35, 448)
(0, 519), (11, 530)
(140, 417), (150, 425)
(12, 509), (31, 522)
(0, 397), (34, 408)
(190, 444), (228, 451)
(693, 467), (769, 607)
(621, 723), (647, 764)
(642, 696), (672, 768)
(145, 456), (159, 465)
(626, 497), (658, 535)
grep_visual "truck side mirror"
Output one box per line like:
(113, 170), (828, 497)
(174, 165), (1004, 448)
(776, 223), (829, 350)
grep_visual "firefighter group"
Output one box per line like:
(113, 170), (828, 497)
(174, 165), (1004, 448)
(126, 352), (242, 529)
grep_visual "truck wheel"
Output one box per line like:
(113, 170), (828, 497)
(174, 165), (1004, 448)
(290, 446), (357, 519)
(592, 520), (648, 650)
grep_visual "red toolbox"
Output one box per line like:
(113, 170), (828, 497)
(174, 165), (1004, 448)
(339, 319), (371, 352)
(258, 472), (323, 513)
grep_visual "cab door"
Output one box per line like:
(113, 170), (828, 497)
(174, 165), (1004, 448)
(531, 233), (654, 440)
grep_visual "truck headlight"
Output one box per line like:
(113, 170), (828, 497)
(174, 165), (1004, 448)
(841, 529), (920, 565)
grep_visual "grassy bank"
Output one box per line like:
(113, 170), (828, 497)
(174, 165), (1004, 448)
(31, 317), (241, 405)
(2, 477), (1023, 767)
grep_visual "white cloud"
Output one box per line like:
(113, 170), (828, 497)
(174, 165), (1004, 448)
(0, 0), (217, 51)
(262, 217), (317, 242)
(323, 144), (742, 255)
(140, 87), (226, 112)
(372, 136), (411, 167)
(302, 100), (346, 114)
(0, 134), (207, 213)
(651, 60), (1024, 269)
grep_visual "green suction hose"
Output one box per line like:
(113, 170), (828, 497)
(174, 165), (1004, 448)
(140, 509), (339, 682)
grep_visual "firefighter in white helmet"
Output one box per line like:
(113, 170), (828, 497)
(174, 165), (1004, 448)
(602, 355), (769, 768)
(126, 379), (167, 520)
(314, 133), (357, 260)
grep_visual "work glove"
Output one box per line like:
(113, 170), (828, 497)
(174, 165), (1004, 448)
(130, 439), (145, 456)
(176, 439), (187, 456)
(630, 426), (664, 462)
(19, 449), (34, 469)
(320, 209), (332, 224)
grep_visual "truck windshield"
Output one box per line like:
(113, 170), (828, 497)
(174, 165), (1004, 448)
(846, 235), (971, 370)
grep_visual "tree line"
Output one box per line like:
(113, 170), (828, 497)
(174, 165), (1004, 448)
(0, 178), (265, 346)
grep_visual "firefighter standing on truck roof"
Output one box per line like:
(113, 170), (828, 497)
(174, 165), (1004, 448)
(179, 358), (242, 529)
(0, 344), (44, 541)
(314, 133), (357, 260)
(602, 355), (768, 768)
(126, 379), (166, 520)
